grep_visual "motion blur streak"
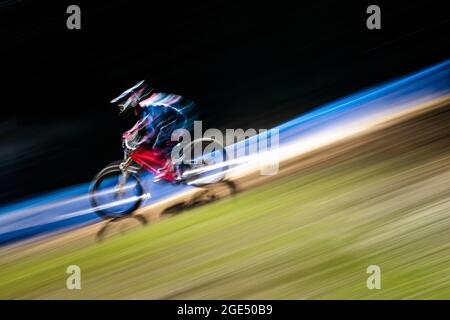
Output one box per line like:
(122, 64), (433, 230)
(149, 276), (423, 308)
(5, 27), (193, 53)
(0, 60), (449, 245)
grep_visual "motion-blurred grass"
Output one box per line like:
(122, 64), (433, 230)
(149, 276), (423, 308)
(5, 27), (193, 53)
(0, 108), (449, 299)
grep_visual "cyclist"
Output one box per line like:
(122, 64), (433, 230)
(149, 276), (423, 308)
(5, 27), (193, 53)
(110, 80), (194, 181)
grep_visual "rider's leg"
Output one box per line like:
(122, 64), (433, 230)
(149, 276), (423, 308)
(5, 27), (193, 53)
(130, 144), (166, 174)
(152, 121), (180, 169)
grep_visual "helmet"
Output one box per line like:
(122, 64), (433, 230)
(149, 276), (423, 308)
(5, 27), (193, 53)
(110, 80), (153, 113)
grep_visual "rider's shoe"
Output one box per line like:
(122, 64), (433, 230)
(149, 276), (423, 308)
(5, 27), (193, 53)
(173, 165), (183, 181)
(154, 164), (179, 182)
(154, 167), (168, 181)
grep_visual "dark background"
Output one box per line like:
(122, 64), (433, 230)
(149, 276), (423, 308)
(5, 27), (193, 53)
(0, 0), (449, 204)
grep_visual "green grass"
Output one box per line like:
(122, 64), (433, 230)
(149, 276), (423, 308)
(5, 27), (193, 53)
(0, 151), (449, 299)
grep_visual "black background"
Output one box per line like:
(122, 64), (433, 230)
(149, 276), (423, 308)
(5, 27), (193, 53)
(0, 0), (449, 203)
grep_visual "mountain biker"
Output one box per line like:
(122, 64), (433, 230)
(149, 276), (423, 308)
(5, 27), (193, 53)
(110, 80), (194, 181)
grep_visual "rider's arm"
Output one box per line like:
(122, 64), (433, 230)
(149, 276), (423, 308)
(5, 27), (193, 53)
(122, 113), (154, 150)
(135, 113), (156, 146)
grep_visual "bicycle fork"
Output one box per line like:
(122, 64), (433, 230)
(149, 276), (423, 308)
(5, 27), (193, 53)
(114, 157), (133, 199)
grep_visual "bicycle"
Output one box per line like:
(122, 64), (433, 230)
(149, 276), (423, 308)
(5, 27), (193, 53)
(89, 133), (228, 220)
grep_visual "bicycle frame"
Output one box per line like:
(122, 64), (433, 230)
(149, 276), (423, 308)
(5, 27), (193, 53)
(128, 145), (177, 182)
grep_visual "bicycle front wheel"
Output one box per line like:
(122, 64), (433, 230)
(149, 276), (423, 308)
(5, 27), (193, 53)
(89, 161), (145, 220)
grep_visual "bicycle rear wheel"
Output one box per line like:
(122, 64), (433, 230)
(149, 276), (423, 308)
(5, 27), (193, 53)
(181, 138), (229, 187)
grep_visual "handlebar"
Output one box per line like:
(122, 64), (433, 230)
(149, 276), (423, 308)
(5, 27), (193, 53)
(122, 130), (141, 151)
